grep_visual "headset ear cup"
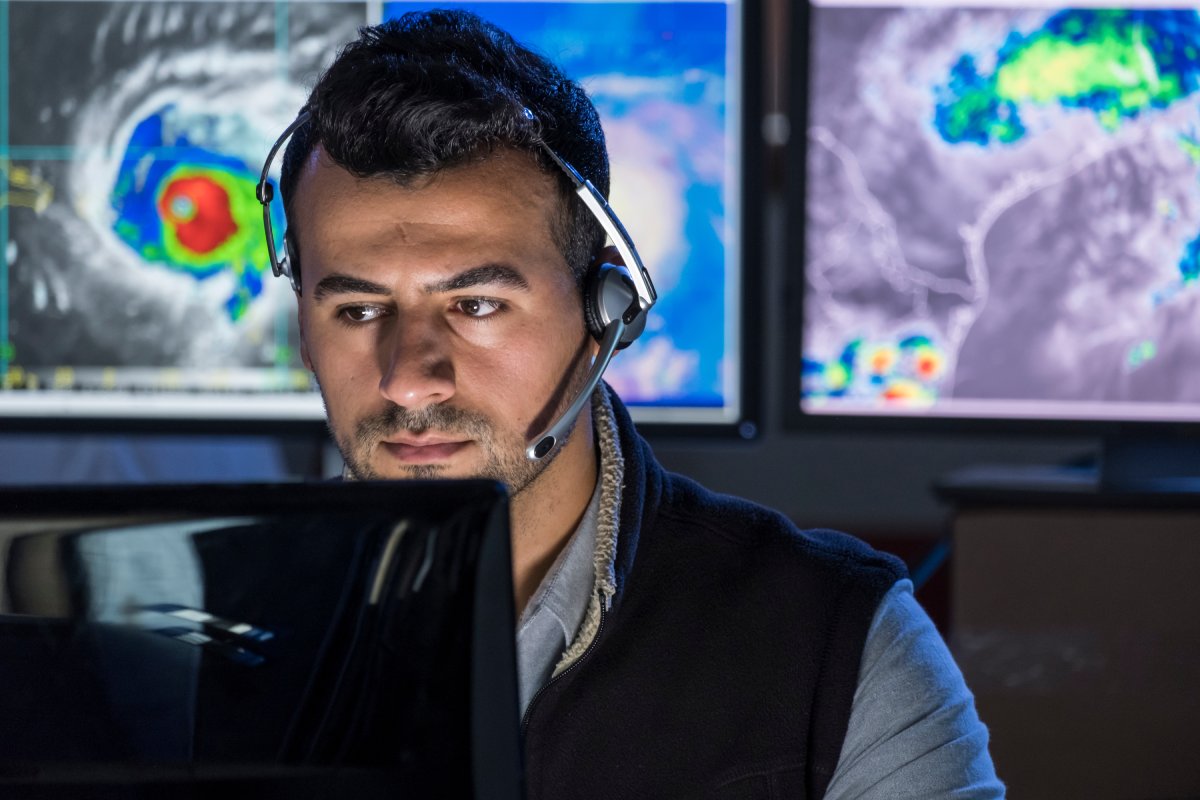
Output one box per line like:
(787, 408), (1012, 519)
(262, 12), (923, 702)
(584, 262), (647, 349)
(582, 262), (608, 342)
(283, 230), (302, 294)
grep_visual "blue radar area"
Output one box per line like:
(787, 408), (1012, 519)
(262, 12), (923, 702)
(1179, 232), (1200, 284)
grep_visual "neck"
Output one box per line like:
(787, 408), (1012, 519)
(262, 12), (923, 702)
(509, 405), (598, 616)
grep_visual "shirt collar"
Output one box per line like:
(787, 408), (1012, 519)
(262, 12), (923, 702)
(517, 474), (601, 642)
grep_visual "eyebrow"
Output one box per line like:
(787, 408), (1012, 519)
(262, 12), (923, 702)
(312, 274), (389, 301)
(312, 264), (531, 302)
(424, 264), (530, 294)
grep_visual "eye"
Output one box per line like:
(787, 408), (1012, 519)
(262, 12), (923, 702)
(338, 305), (389, 324)
(455, 298), (504, 318)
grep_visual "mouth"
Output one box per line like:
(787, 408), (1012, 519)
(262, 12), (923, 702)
(379, 436), (471, 465)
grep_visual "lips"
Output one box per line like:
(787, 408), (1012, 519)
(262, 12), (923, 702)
(380, 437), (470, 464)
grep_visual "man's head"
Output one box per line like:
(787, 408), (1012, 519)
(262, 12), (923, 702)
(279, 9), (609, 290)
(281, 11), (612, 494)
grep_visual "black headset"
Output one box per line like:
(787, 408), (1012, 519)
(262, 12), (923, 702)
(256, 108), (657, 460)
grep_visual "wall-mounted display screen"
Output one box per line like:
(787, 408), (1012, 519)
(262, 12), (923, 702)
(793, 1), (1200, 426)
(1, 0), (749, 428)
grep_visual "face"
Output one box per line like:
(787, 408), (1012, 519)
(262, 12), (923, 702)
(290, 147), (595, 494)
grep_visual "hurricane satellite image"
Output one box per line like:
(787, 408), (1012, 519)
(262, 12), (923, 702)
(802, 5), (1200, 419)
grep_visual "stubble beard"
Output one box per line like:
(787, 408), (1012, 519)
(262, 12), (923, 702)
(320, 354), (593, 499)
(335, 402), (542, 493)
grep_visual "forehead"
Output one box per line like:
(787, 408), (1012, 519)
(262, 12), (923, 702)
(289, 147), (565, 269)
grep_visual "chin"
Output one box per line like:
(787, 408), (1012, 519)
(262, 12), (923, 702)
(395, 464), (452, 481)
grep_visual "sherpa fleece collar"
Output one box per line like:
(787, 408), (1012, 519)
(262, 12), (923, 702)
(552, 383), (624, 675)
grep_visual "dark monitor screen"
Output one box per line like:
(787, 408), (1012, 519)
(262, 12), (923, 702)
(0, 480), (521, 798)
(1, 0), (756, 432)
(789, 3), (1200, 430)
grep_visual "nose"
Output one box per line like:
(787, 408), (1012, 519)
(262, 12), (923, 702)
(377, 313), (456, 409)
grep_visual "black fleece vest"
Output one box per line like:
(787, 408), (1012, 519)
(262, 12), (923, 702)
(522, 404), (906, 799)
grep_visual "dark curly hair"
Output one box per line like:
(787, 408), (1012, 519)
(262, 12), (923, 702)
(279, 9), (609, 288)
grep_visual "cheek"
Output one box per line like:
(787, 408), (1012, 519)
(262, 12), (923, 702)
(463, 310), (589, 418)
(305, 314), (375, 371)
(305, 328), (378, 405)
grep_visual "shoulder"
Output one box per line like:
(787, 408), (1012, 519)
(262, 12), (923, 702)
(654, 467), (907, 588)
(825, 580), (1004, 799)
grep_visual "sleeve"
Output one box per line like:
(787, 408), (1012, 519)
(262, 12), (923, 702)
(822, 579), (1005, 799)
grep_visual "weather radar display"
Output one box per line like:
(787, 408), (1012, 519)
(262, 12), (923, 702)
(802, 2), (1200, 422)
(2, 0), (744, 424)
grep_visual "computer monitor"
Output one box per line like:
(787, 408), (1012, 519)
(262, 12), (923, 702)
(787, 2), (1200, 486)
(0, 480), (522, 797)
(0, 0), (758, 435)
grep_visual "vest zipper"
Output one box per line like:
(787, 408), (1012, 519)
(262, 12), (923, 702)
(520, 598), (609, 733)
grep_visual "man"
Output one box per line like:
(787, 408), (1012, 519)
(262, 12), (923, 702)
(266, 10), (1003, 797)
